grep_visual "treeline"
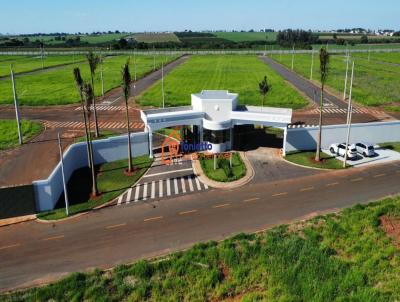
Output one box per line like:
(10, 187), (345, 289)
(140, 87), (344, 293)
(276, 30), (318, 49)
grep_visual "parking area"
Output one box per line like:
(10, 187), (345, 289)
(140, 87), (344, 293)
(323, 146), (400, 167)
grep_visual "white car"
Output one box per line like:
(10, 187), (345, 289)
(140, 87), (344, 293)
(329, 143), (358, 160)
(355, 142), (375, 157)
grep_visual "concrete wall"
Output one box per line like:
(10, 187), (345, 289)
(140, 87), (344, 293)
(285, 121), (400, 153)
(33, 132), (149, 212)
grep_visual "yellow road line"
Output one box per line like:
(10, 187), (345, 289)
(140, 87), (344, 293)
(326, 182), (339, 187)
(41, 235), (65, 241)
(373, 173), (386, 178)
(350, 177), (363, 182)
(179, 209), (198, 215)
(243, 197), (260, 202)
(105, 223), (127, 229)
(212, 203), (230, 208)
(300, 186), (314, 192)
(144, 216), (163, 222)
(272, 192), (288, 197)
(0, 243), (21, 251)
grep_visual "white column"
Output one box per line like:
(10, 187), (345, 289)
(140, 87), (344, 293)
(282, 126), (287, 157)
(148, 126), (153, 158)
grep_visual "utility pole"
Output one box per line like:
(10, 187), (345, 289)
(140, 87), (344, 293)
(100, 65), (104, 97)
(153, 46), (156, 71)
(310, 51), (314, 80)
(291, 44), (295, 70)
(343, 61), (355, 168)
(10, 65), (23, 145)
(40, 42), (45, 69)
(368, 45), (371, 62)
(161, 62), (165, 108)
(343, 53), (350, 101)
(58, 133), (69, 217)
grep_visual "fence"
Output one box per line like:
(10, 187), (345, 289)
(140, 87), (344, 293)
(285, 121), (400, 153)
(33, 132), (149, 212)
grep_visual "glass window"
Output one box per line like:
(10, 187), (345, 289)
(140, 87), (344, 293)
(203, 129), (230, 144)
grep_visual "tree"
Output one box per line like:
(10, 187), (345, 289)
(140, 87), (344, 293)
(86, 51), (101, 138)
(121, 60), (134, 173)
(315, 47), (329, 162)
(82, 82), (99, 197)
(360, 34), (369, 44)
(73, 68), (92, 169)
(258, 76), (271, 107)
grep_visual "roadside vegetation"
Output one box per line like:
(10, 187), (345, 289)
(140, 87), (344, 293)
(380, 142), (400, 153)
(0, 54), (178, 105)
(0, 119), (42, 150)
(200, 152), (246, 182)
(37, 155), (153, 220)
(273, 52), (400, 111)
(4, 195), (400, 301)
(285, 150), (346, 169)
(138, 55), (308, 109)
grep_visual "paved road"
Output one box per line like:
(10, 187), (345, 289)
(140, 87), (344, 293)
(1, 161), (399, 292)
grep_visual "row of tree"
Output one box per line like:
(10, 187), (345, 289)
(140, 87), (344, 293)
(72, 52), (134, 197)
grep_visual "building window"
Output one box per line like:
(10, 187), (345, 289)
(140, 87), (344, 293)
(203, 129), (230, 144)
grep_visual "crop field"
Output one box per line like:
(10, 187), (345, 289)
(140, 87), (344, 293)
(138, 55), (308, 109)
(273, 52), (400, 110)
(0, 54), (86, 77)
(318, 34), (398, 41)
(0, 54), (178, 106)
(212, 31), (277, 42)
(4, 195), (400, 301)
(131, 33), (180, 43)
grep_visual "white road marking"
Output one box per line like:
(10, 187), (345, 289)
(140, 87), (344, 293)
(143, 182), (148, 200)
(180, 177), (186, 193)
(187, 176), (194, 192)
(126, 188), (132, 203)
(134, 185), (140, 202)
(151, 181), (155, 199)
(159, 179), (163, 198)
(117, 195), (123, 205)
(174, 178), (179, 194)
(166, 178), (171, 196)
(143, 168), (193, 178)
(194, 176), (202, 190)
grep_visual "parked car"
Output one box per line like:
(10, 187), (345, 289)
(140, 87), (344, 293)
(329, 143), (358, 160)
(355, 142), (375, 157)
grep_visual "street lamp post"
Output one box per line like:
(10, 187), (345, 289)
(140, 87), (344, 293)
(343, 61), (355, 168)
(10, 65), (23, 145)
(57, 133), (69, 216)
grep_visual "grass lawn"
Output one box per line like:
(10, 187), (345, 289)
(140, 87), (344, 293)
(37, 155), (153, 220)
(0, 54), (178, 106)
(138, 55), (308, 109)
(312, 43), (400, 50)
(379, 142), (400, 152)
(0, 119), (42, 150)
(212, 31), (277, 42)
(5, 194), (400, 301)
(0, 54), (86, 77)
(273, 52), (400, 110)
(200, 152), (246, 182)
(285, 150), (346, 169)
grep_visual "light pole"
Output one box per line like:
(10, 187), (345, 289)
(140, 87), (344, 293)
(57, 133), (69, 216)
(10, 65), (23, 145)
(343, 61), (355, 168)
(343, 53), (350, 101)
(100, 65), (104, 97)
(291, 44), (295, 70)
(310, 50), (314, 80)
(161, 62), (165, 108)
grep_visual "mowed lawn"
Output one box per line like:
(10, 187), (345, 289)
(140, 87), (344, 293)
(274, 52), (400, 110)
(352, 51), (400, 65)
(0, 119), (43, 150)
(0, 55), (86, 77)
(0, 54), (178, 106)
(138, 55), (308, 109)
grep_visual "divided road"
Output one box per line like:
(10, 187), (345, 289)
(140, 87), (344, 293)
(0, 160), (399, 292)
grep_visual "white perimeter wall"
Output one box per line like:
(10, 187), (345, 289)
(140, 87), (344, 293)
(33, 132), (149, 212)
(285, 121), (400, 153)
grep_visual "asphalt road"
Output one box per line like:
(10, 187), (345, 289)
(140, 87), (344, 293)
(1, 161), (399, 292)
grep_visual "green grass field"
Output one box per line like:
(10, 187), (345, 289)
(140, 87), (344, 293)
(312, 43), (400, 50)
(285, 151), (346, 169)
(0, 54), (178, 106)
(138, 55), (308, 109)
(352, 51), (400, 64)
(0, 119), (43, 150)
(273, 52), (400, 109)
(200, 152), (246, 182)
(5, 194), (400, 301)
(212, 31), (277, 42)
(0, 54), (85, 77)
(130, 33), (180, 43)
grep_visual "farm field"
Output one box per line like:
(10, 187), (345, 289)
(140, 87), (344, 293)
(273, 52), (400, 110)
(4, 194), (400, 301)
(0, 54), (178, 106)
(312, 43), (400, 50)
(318, 34), (399, 41)
(0, 54), (86, 77)
(138, 55), (308, 109)
(130, 33), (180, 43)
(212, 31), (277, 42)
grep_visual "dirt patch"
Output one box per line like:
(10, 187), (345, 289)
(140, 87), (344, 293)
(380, 215), (400, 248)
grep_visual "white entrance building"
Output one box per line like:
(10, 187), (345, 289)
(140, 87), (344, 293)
(140, 90), (292, 157)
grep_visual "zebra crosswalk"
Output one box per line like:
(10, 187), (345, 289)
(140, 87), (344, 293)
(117, 175), (208, 205)
(74, 105), (125, 111)
(43, 120), (144, 130)
(309, 108), (383, 114)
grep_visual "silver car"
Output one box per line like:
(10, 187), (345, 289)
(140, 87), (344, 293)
(355, 142), (375, 157)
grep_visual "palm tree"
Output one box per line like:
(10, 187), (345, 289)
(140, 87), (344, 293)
(82, 82), (99, 197)
(122, 60), (133, 173)
(315, 47), (330, 162)
(258, 75), (271, 108)
(73, 67), (91, 169)
(86, 51), (101, 138)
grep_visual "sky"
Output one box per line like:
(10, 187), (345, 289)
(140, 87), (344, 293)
(1, 0), (398, 34)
